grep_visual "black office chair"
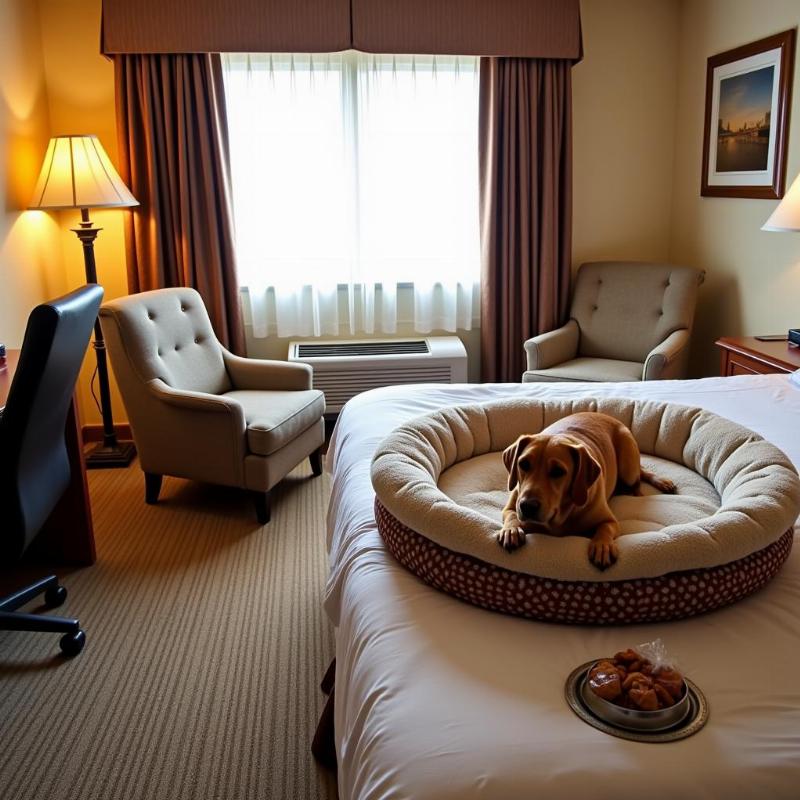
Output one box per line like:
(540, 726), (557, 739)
(0, 285), (103, 657)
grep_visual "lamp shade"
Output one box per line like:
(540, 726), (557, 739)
(762, 172), (800, 232)
(29, 135), (138, 211)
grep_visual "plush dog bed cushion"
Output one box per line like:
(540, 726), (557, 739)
(371, 398), (800, 584)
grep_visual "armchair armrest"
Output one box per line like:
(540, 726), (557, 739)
(222, 349), (313, 391)
(643, 329), (691, 381)
(145, 378), (247, 484)
(148, 378), (247, 422)
(524, 320), (579, 371)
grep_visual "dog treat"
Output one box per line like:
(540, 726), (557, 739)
(653, 666), (684, 701)
(614, 649), (640, 664)
(588, 648), (685, 710)
(627, 682), (659, 711)
(587, 663), (622, 701)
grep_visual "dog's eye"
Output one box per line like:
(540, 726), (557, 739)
(549, 464), (566, 479)
(518, 458), (530, 472)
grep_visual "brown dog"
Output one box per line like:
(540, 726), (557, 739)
(497, 412), (676, 569)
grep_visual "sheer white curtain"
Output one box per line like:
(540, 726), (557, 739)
(222, 52), (480, 339)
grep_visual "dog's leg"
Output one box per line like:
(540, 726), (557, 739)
(615, 426), (676, 495)
(614, 426), (645, 495)
(496, 492), (527, 552)
(640, 468), (677, 494)
(588, 519), (620, 570)
(496, 510), (527, 552)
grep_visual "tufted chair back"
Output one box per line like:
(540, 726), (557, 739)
(100, 288), (231, 395)
(99, 288), (237, 479)
(570, 262), (703, 363)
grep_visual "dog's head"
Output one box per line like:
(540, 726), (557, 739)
(502, 433), (602, 531)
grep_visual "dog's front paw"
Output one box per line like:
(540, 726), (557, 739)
(588, 538), (619, 570)
(495, 526), (527, 552)
(659, 477), (677, 494)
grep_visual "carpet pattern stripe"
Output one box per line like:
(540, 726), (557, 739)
(0, 460), (336, 800)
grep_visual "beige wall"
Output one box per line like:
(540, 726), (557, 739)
(573, 0), (680, 267)
(670, 0), (800, 376)
(0, 0), (64, 348)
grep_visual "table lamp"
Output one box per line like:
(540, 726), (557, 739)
(762, 171), (800, 347)
(29, 134), (138, 468)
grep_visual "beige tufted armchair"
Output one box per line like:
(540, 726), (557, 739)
(523, 261), (704, 383)
(99, 288), (325, 523)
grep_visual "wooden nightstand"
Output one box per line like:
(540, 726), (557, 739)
(716, 337), (800, 376)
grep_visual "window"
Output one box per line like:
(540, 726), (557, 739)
(222, 52), (480, 338)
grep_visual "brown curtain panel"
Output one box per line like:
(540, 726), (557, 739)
(479, 57), (572, 383)
(114, 53), (245, 353)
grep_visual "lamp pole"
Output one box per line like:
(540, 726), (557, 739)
(29, 135), (139, 468)
(72, 208), (136, 468)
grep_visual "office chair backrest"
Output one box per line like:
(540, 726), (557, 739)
(0, 285), (103, 562)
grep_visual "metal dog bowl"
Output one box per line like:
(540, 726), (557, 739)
(580, 661), (691, 732)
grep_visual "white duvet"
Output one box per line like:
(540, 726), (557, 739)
(325, 375), (800, 800)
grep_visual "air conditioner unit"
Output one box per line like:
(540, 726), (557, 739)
(288, 336), (468, 412)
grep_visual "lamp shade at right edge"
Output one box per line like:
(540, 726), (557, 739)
(763, 172), (800, 232)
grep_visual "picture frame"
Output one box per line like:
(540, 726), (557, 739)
(701, 29), (796, 199)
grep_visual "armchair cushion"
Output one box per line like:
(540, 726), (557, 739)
(523, 357), (643, 383)
(224, 389), (325, 456)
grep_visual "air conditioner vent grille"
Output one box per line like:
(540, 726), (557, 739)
(288, 335), (467, 412)
(297, 340), (429, 358)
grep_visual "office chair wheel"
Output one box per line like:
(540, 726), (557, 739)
(44, 584), (67, 608)
(59, 630), (86, 657)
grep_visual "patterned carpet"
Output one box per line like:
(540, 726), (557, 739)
(0, 459), (337, 800)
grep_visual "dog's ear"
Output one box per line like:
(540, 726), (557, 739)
(567, 442), (601, 506)
(502, 436), (531, 491)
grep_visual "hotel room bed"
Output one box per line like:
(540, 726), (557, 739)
(324, 374), (800, 800)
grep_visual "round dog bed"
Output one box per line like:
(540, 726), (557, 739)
(371, 398), (800, 624)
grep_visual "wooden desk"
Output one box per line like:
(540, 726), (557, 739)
(716, 337), (800, 377)
(0, 349), (95, 565)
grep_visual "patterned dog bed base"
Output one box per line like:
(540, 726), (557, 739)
(376, 499), (794, 624)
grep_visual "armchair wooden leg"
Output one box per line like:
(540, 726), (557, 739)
(145, 473), (163, 505)
(309, 446), (323, 477)
(253, 491), (271, 525)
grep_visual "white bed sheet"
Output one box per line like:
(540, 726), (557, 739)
(324, 375), (800, 800)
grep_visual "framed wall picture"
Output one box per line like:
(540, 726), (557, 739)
(701, 29), (796, 199)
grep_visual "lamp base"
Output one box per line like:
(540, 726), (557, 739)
(85, 440), (137, 469)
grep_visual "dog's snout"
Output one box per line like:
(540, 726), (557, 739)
(518, 498), (541, 520)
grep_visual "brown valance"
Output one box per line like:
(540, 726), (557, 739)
(352, 0), (582, 59)
(101, 1), (352, 55)
(101, 0), (582, 60)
